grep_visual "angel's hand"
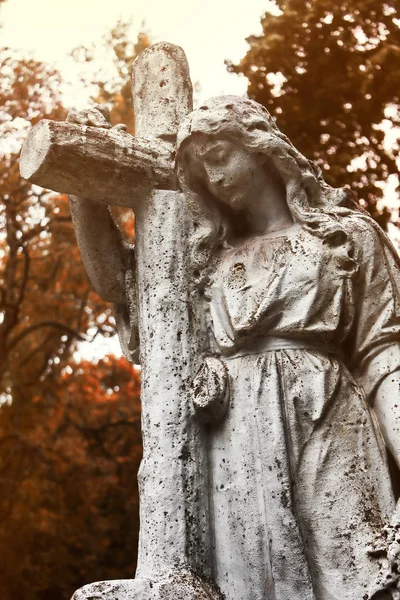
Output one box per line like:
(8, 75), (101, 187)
(368, 504), (400, 599)
(66, 104), (127, 132)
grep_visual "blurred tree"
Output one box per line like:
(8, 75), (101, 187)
(71, 19), (150, 134)
(228, 0), (400, 228)
(0, 50), (115, 408)
(0, 27), (147, 600)
(96, 20), (150, 133)
(0, 356), (141, 600)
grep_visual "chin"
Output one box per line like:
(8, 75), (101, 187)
(229, 194), (247, 211)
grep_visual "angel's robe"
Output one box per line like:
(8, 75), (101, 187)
(205, 216), (400, 600)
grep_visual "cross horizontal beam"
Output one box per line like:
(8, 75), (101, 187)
(20, 119), (176, 206)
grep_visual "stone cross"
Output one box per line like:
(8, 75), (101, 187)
(20, 43), (220, 600)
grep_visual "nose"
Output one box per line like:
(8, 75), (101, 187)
(207, 169), (224, 186)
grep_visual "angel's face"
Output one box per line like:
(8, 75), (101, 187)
(185, 135), (266, 211)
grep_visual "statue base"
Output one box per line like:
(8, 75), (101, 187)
(71, 569), (223, 600)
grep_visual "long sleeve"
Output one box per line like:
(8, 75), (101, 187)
(348, 217), (400, 401)
(114, 245), (140, 364)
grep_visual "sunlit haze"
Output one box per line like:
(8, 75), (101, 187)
(1, 0), (276, 104)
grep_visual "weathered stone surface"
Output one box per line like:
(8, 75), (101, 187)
(190, 356), (230, 423)
(72, 569), (222, 600)
(20, 119), (176, 205)
(132, 42), (192, 142)
(133, 190), (212, 579)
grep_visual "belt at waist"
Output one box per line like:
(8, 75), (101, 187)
(221, 336), (344, 360)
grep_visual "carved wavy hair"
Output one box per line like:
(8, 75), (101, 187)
(176, 96), (367, 282)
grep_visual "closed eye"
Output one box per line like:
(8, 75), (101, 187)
(205, 151), (229, 166)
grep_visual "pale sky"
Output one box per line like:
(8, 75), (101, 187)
(0, 0), (275, 104)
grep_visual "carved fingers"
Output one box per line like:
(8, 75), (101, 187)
(191, 356), (230, 424)
(368, 505), (400, 599)
(66, 105), (127, 132)
(66, 105), (111, 128)
(113, 123), (128, 132)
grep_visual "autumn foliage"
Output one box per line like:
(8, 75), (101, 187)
(0, 357), (141, 600)
(229, 0), (400, 228)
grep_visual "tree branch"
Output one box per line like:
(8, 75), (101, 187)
(16, 244), (30, 306)
(7, 321), (87, 352)
(19, 331), (59, 368)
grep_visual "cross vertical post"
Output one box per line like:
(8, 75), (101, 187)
(131, 43), (214, 583)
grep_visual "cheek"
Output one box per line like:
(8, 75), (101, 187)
(235, 153), (257, 175)
(223, 158), (250, 182)
(230, 163), (255, 188)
